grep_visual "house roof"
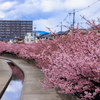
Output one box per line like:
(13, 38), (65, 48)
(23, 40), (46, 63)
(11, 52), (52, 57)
(57, 31), (67, 35)
(37, 33), (52, 38)
(33, 31), (49, 36)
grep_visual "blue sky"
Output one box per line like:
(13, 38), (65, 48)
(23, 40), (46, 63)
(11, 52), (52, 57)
(0, 0), (100, 32)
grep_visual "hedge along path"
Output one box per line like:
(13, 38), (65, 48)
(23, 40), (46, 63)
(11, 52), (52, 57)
(0, 56), (62, 100)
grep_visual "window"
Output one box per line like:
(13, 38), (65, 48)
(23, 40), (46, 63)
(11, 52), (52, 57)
(26, 24), (32, 26)
(31, 39), (34, 41)
(21, 24), (25, 26)
(16, 29), (20, 31)
(36, 32), (40, 36)
(22, 29), (27, 32)
(27, 39), (29, 41)
(31, 33), (33, 36)
(6, 28), (10, 31)
(26, 27), (31, 29)
(5, 24), (10, 26)
(16, 27), (20, 28)
(21, 27), (26, 29)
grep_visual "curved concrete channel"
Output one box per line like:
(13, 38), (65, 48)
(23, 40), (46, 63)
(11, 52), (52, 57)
(0, 56), (62, 100)
(1, 59), (24, 100)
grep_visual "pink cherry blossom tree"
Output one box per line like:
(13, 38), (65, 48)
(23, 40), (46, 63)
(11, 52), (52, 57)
(34, 31), (100, 100)
(0, 20), (100, 99)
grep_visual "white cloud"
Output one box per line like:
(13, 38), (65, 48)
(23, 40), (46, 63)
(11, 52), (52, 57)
(6, 80), (23, 92)
(41, 0), (54, 12)
(17, 0), (40, 14)
(34, 18), (56, 32)
(0, 1), (17, 11)
(0, 0), (100, 31)
(33, 16), (68, 32)
(40, 0), (67, 12)
(1, 80), (23, 100)
(0, 11), (5, 18)
(65, 0), (88, 10)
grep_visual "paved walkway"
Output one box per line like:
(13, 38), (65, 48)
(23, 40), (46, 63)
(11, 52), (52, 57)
(0, 56), (62, 100)
(0, 59), (12, 98)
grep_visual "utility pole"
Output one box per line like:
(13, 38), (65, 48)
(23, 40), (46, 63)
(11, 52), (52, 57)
(60, 22), (62, 37)
(73, 9), (75, 32)
(34, 25), (36, 41)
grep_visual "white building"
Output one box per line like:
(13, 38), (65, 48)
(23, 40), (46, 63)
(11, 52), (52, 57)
(24, 32), (37, 43)
(24, 31), (50, 43)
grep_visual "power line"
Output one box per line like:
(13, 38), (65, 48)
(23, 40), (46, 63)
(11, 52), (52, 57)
(62, 14), (69, 22)
(51, 13), (71, 29)
(77, 0), (100, 12)
(85, 7), (100, 18)
(74, 0), (100, 28)
(51, 1), (100, 31)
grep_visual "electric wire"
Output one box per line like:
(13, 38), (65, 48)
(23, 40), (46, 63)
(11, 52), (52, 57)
(85, 7), (100, 18)
(51, 13), (71, 29)
(50, 0), (100, 30)
(74, 0), (100, 29)
(77, 0), (100, 13)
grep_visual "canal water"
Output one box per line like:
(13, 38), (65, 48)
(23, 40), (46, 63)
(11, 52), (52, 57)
(1, 60), (24, 100)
